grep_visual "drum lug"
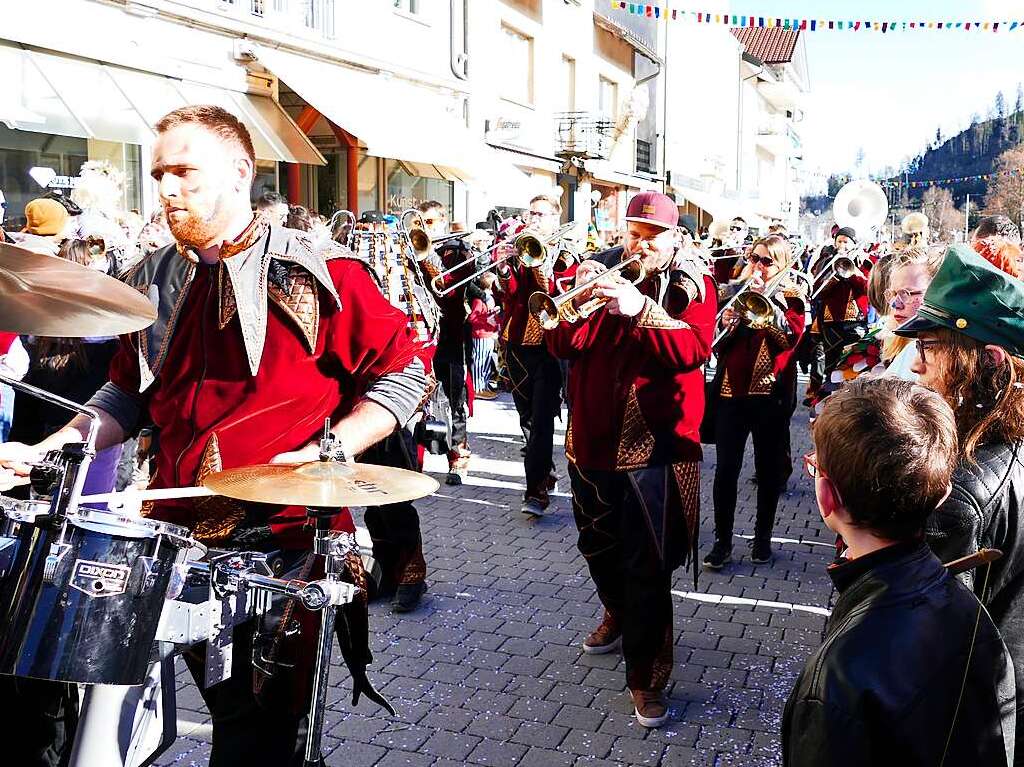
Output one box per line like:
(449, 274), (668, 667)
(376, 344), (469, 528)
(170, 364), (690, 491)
(0, 536), (19, 579)
(135, 556), (163, 596)
(42, 542), (72, 583)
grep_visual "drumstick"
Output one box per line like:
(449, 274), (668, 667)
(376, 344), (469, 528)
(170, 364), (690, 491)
(944, 548), (1003, 576)
(78, 486), (216, 504)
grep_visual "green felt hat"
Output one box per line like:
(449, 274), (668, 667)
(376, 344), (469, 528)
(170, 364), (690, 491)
(895, 243), (1024, 358)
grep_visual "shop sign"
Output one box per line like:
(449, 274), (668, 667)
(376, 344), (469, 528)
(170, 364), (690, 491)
(388, 193), (421, 212)
(485, 117), (521, 143)
(28, 166), (79, 190)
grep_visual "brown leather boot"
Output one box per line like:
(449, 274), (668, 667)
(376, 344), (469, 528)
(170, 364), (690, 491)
(582, 611), (622, 655)
(630, 689), (669, 728)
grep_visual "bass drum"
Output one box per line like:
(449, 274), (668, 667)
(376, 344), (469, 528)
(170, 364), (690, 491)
(0, 506), (193, 685)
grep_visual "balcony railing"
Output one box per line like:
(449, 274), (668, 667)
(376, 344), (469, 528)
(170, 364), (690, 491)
(205, 0), (336, 39)
(554, 112), (616, 161)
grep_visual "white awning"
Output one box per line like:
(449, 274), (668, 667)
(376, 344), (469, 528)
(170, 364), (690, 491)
(0, 41), (323, 165)
(673, 185), (731, 220)
(256, 45), (508, 181)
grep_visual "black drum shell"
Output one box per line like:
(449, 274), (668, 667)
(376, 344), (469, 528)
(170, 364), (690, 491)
(0, 516), (185, 685)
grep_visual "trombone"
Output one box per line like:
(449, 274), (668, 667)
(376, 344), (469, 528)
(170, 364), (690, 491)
(430, 221), (577, 297)
(399, 208), (475, 261)
(528, 253), (645, 330)
(712, 261), (809, 346)
(810, 250), (860, 300)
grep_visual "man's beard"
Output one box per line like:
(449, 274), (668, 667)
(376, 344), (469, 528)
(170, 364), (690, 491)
(166, 197), (229, 249)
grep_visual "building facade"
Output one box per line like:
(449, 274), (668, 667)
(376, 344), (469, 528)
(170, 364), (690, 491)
(1, 2), (808, 238)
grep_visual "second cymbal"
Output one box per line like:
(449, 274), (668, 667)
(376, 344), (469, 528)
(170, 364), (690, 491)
(0, 242), (157, 337)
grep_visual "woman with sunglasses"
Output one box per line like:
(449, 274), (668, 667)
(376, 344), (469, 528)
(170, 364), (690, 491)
(703, 235), (807, 569)
(895, 243), (1024, 754)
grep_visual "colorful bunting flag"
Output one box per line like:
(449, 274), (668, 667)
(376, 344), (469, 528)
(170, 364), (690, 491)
(608, 2), (1024, 32)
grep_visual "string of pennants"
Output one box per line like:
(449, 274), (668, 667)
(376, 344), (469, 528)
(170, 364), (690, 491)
(880, 169), (1024, 189)
(609, 2), (1024, 32)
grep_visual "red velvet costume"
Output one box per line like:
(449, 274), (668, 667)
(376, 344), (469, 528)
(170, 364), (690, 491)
(498, 258), (548, 346)
(103, 223), (426, 548)
(812, 273), (869, 329)
(717, 290), (806, 399)
(547, 273), (717, 470)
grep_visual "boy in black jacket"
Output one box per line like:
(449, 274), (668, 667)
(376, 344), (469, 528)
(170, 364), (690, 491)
(782, 377), (1016, 767)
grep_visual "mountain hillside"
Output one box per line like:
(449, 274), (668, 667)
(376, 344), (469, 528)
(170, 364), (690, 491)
(890, 110), (1024, 205)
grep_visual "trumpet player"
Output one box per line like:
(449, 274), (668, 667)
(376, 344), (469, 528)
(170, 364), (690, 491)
(710, 216), (749, 285)
(545, 192), (716, 728)
(498, 194), (566, 517)
(702, 235), (807, 570)
(807, 226), (870, 405)
(415, 200), (474, 485)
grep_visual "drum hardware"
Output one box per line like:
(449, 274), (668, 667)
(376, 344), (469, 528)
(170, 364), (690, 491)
(528, 252), (645, 330)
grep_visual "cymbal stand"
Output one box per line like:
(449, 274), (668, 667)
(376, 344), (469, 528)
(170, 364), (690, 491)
(304, 421), (357, 766)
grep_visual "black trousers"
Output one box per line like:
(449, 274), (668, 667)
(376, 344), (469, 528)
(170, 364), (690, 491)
(569, 461), (699, 692)
(183, 619), (317, 767)
(360, 429), (426, 595)
(435, 341), (468, 449)
(712, 396), (794, 545)
(506, 343), (562, 496)
(0, 676), (79, 767)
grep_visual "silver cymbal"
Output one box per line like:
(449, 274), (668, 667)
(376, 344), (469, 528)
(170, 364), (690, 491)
(0, 242), (156, 336)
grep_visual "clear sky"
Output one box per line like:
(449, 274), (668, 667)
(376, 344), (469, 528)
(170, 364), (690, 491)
(697, 0), (1024, 189)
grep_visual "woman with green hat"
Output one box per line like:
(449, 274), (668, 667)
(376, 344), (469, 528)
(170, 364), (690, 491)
(895, 243), (1024, 753)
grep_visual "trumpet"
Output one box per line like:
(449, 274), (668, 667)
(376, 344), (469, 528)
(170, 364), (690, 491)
(528, 253), (645, 330)
(712, 261), (808, 346)
(398, 209), (475, 261)
(430, 221), (576, 297)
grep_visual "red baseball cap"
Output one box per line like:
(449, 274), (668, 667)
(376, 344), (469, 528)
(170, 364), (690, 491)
(624, 191), (677, 230)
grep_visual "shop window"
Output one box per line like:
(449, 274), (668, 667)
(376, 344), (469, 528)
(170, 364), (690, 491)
(501, 25), (534, 106)
(598, 76), (618, 120)
(251, 160), (279, 207)
(562, 56), (576, 112)
(358, 152), (380, 215)
(0, 126), (84, 229)
(384, 159), (453, 217)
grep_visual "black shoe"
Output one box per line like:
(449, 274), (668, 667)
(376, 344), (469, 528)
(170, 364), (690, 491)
(750, 539), (773, 564)
(702, 541), (732, 570)
(392, 581), (428, 613)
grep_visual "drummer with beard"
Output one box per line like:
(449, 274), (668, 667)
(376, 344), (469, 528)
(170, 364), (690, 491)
(0, 105), (428, 767)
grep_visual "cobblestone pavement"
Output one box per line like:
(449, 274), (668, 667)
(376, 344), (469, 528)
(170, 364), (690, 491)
(156, 391), (834, 767)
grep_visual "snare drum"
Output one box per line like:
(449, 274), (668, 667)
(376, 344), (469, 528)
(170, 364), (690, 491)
(0, 506), (193, 685)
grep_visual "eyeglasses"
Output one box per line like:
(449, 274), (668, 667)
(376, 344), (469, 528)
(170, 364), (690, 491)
(528, 210), (555, 218)
(884, 288), (925, 305)
(915, 338), (940, 364)
(422, 217), (443, 226)
(802, 452), (825, 480)
(747, 254), (774, 267)
(730, 225), (745, 232)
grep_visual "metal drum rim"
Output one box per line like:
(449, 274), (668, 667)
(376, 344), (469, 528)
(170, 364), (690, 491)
(67, 509), (194, 547)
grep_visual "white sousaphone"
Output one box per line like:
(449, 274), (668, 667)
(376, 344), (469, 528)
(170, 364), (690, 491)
(833, 179), (889, 242)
